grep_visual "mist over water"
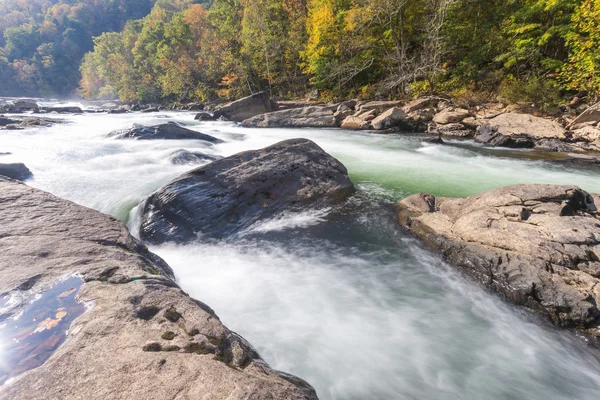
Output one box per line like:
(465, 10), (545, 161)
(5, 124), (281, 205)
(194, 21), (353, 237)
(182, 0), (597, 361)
(3, 108), (600, 399)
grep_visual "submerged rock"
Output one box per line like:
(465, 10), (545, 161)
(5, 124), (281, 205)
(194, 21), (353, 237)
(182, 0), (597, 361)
(214, 92), (278, 122)
(397, 184), (600, 331)
(41, 106), (83, 114)
(169, 149), (221, 165)
(140, 138), (356, 244)
(475, 113), (566, 148)
(241, 106), (337, 128)
(0, 179), (318, 400)
(108, 122), (223, 143)
(0, 163), (33, 181)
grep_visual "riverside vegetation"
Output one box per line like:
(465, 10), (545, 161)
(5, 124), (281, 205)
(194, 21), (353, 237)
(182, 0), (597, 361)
(0, 0), (599, 110)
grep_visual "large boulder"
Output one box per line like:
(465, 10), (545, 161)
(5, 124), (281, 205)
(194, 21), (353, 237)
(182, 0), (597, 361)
(371, 108), (408, 130)
(241, 106), (337, 128)
(397, 185), (600, 332)
(4, 99), (39, 113)
(571, 126), (600, 143)
(194, 111), (218, 121)
(340, 110), (377, 130)
(140, 139), (356, 244)
(108, 122), (223, 143)
(0, 163), (33, 181)
(475, 113), (566, 148)
(214, 92), (278, 122)
(433, 108), (470, 125)
(568, 102), (600, 128)
(0, 179), (318, 399)
(0, 116), (20, 126)
(42, 106), (83, 114)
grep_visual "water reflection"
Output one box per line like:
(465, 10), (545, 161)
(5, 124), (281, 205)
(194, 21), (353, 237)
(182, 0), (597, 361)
(0, 276), (85, 385)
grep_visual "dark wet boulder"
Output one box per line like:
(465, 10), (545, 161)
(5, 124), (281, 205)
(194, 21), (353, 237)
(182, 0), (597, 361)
(42, 106), (83, 114)
(169, 149), (221, 165)
(0, 116), (20, 126)
(0, 179), (318, 400)
(213, 92), (278, 122)
(140, 138), (356, 244)
(108, 122), (223, 143)
(194, 111), (217, 121)
(0, 163), (33, 181)
(2, 99), (39, 113)
(397, 184), (600, 333)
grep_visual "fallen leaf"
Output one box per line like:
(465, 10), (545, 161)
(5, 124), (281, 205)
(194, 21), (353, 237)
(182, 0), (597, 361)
(34, 318), (61, 333)
(55, 310), (67, 319)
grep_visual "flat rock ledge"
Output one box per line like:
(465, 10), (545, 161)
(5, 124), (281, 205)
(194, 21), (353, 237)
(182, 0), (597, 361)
(140, 138), (356, 245)
(397, 184), (600, 335)
(0, 179), (318, 400)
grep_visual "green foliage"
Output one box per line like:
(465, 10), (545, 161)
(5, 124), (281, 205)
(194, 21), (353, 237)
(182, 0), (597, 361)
(561, 0), (600, 98)
(499, 76), (562, 113)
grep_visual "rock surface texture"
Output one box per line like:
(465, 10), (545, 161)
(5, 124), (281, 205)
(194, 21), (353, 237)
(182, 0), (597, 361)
(397, 185), (600, 333)
(108, 122), (223, 143)
(0, 179), (318, 400)
(140, 139), (356, 244)
(475, 113), (566, 148)
(214, 92), (278, 122)
(241, 106), (337, 128)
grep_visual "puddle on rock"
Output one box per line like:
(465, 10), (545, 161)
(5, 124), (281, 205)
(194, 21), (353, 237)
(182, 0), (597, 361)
(0, 276), (86, 385)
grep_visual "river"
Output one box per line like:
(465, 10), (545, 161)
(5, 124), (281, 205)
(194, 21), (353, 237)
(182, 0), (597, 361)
(2, 109), (600, 399)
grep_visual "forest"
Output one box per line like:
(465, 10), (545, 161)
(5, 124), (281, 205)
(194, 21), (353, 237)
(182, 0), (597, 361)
(1, 0), (599, 108)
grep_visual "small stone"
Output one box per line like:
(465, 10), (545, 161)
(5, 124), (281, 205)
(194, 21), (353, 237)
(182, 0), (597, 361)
(164, 308), (182, 323)
(143, 342), (162, 352)
(161, 331), (176, 340)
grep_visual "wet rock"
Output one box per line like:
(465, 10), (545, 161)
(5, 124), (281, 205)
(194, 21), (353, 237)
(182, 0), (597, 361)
(422, 136), (445, 145)
(214, 92), (278, 122)
(0, 116), (20, 126)
(140, 138), (356, 244)
(433, 108), (471, 125)
(169, 150), (220, 165)
(0, 179), (318, 400)
(371, 108), (408, 130)
(397, 184), (600, 331)
(108, 122), (223, 143)
(194, 111), (217, 121)
(2, 99), (39, 113)
(0, 163), (33, 181)
(475, 113), (566, 148)
(42, 106), (83, 114)
(241, 106), (337, 128)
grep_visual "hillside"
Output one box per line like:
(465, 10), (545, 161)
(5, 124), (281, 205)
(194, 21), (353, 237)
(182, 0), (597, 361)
(0, 0), (158, 97)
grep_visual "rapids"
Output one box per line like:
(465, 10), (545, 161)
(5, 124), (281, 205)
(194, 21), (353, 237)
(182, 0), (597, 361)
(2, 108), (600, 399)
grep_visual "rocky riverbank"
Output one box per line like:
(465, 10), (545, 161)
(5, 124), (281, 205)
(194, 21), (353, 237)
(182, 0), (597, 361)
(0, 178), (318, 400)
(397, 185), (600, 339)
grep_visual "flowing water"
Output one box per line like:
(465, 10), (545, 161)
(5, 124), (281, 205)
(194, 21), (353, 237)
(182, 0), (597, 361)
(2, 108), (600, 399)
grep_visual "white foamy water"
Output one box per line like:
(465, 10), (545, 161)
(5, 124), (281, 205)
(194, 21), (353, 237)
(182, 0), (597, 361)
(2, 108), (600, 399)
